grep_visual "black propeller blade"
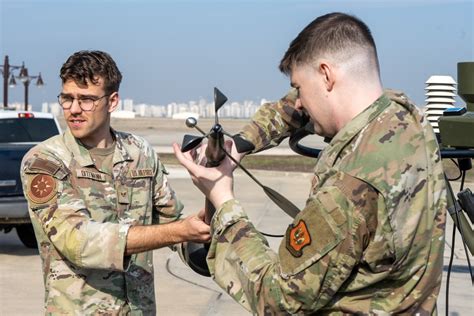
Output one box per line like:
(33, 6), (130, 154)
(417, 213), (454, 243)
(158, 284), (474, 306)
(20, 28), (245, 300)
(181, 134), (204, 152)
(233, 134), (256, 154)
(214, 87), (227, 124)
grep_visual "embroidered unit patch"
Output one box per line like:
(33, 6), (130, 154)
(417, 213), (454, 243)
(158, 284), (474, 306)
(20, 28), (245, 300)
(27, 174), (57, 204)
(286, 220), (311, 257)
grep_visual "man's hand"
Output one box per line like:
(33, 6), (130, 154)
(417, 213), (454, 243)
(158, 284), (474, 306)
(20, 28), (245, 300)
(173, 141), (238, 209)
(125, 208), (210, 256)
(180, 209), (211, 243)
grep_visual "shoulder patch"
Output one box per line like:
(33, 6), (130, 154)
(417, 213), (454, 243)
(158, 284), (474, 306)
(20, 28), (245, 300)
(29, 158), (60, 175)
(286, 220), (311, 257)
(279, 190), (345, 276)
(27, 174), (57, 204)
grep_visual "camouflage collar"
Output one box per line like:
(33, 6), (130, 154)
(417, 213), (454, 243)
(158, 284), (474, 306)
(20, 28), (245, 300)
(64, 128), (133, 167)
(325, 93), (392, 167)
(64, 129), (95, 167)
(111, 128), (133, 164)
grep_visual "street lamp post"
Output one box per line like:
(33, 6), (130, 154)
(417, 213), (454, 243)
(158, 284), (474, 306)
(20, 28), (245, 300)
(0, 55), (27, 109)
(16, 67), (44, 111)
(1, 55), (44, 111)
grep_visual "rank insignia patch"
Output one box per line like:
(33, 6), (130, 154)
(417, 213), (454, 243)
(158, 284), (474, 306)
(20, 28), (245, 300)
(286, 220), (311, 257)
(27, 174), (57, 204)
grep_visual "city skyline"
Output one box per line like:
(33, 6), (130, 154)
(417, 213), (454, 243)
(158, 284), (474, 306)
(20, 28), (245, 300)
(1, 0), (473, 110)
(30, 95), (265, 120)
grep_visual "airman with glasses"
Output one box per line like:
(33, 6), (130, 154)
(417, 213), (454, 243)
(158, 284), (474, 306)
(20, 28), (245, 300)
(21, 50), (210, 314)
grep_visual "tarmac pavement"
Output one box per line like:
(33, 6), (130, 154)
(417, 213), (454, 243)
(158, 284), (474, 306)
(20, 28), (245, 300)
(0, 166), (472, 315)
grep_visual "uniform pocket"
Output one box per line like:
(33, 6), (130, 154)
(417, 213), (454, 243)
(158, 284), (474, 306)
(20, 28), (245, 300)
(126, 175), (153, 223)
(279, 188), (349, 276)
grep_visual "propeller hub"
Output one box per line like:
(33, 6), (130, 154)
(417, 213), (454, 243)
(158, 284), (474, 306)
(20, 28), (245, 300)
(212, 124), (223, 133)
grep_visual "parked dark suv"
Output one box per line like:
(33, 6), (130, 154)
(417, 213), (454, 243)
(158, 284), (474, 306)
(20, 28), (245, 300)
(0, 110), (61, 248)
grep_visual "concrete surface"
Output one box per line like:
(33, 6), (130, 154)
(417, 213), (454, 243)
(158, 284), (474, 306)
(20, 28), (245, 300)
(1, 166), (472, 315)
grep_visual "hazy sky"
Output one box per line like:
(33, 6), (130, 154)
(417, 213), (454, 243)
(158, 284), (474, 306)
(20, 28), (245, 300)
(1, 0), (473, 110)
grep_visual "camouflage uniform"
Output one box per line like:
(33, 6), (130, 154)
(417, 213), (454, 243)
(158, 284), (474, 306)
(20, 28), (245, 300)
(207, 90), (447, 314)
(20, 128), (182, 315)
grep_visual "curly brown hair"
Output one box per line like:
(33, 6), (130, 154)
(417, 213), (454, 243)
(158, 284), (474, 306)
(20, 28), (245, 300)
(60, 50), (122, 94)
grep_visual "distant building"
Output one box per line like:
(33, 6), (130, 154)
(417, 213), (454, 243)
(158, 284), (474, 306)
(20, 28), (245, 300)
(111, 110), (136, 119)
(123, 99), (134, 112)
(172, 112), (199, 120)
(134, 103), (150, 117)
(150, 105), (166, 117)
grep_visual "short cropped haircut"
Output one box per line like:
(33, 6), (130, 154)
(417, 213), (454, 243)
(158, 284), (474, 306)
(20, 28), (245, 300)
(60, 50), (122, 94)
(279, 12), (379, 75)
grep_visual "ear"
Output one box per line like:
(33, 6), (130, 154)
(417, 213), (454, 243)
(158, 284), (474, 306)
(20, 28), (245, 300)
(319, 61), (335, 92)
(108, 92), (119, 113)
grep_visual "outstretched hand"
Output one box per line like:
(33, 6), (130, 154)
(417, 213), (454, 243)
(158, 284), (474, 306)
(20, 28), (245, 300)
(173, 140), (239, 209)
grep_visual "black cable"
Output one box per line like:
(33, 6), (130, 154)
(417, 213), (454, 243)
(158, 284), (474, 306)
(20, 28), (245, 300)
(453, 171), (474, 284)
(454, 205), (474, 284)
(261, 232), (284, 238)
(165, 255), (222, 294)
(219, 142), (297, 238)
(447, 159), (462, 181)
(446, 169), (474, 316)
(445, 168), (463, 316)
(445, 221), (456, 316)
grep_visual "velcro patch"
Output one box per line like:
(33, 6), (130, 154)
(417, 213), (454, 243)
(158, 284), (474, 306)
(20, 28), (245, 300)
(27, 174), (57, 204)
(128, 168), (153, 178)
(76, 169), (106, 182)
(29, 158), (60, 175)
(286, 220), (311, 257)
(279, 194), (344, 276)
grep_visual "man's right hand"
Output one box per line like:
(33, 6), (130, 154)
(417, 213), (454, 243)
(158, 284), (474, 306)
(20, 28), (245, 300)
(125, 210), (210, 256)
(180, 209), (211, 243)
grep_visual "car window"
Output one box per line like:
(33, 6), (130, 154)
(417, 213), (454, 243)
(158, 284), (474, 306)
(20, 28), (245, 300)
(0, 118), (59, 143)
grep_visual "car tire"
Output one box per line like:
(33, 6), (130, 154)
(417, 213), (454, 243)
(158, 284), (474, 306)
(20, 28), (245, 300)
(16, 225), (38, 249)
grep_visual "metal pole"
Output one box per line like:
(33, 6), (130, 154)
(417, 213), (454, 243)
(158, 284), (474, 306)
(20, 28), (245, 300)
(3, 56), (9, 109)
(24, 79), (30, 111)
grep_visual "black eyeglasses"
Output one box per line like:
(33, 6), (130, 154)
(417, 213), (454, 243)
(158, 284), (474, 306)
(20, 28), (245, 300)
(57, 94), (110, 111)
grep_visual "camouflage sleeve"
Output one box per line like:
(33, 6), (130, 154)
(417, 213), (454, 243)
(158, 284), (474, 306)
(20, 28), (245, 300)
(239, 88), (309, 153)
(21, 154), (130, 271)
(152, 153), (183, 224)
(238, 88), (411, 154)
(207, 173), (378, 314)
